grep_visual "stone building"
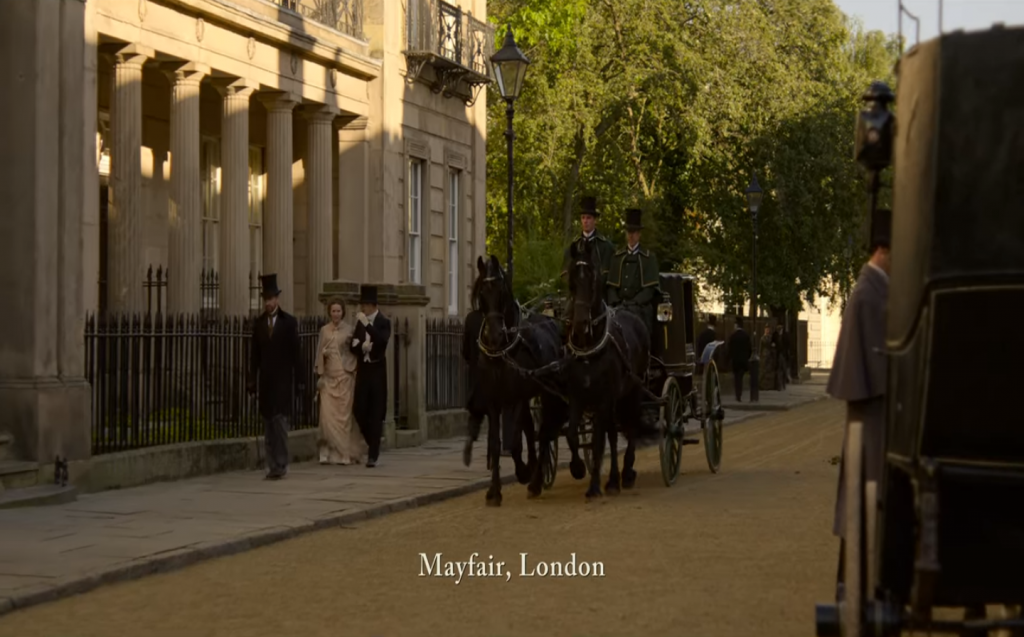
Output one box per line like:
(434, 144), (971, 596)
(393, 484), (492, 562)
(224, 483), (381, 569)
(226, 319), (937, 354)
(0, 0), (493, 468)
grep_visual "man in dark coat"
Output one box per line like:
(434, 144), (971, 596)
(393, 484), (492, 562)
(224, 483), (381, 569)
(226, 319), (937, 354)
(696, 314), (718, 372)
(606, 209), (661, 340)
(248, 274), (303, 480)
(727, 318), (752, 401)
(827, 207), (891, 587)
(561, 196), (615, 321)
(350, 285), (392, 467)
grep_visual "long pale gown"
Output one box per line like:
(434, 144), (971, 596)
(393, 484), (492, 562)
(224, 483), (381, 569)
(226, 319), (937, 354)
(315, 321), (368, 464)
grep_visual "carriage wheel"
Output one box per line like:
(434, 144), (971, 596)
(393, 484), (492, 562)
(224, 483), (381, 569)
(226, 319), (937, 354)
(581, 412), (594, 475)
(659, 376), (684, 487)
(530, 397), (557, 490)
(701, 360), (725, 474)
(543, 437), (558, 490)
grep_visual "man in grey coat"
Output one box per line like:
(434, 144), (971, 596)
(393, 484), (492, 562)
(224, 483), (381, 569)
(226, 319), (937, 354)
(826, 208), (891, 587)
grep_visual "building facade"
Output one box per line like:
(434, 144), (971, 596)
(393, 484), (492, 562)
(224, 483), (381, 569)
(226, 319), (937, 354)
(0, 0), (493, 465)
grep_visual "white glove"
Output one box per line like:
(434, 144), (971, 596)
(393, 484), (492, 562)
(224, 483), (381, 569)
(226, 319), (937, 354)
(356, 312), (369, 326)
(352, 338), (360, 348)
(362, 338), (372, 353)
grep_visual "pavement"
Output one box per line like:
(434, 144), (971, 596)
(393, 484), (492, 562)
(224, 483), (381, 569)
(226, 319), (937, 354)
(0, 378), (829, 619)
(720, 372), (830, 412)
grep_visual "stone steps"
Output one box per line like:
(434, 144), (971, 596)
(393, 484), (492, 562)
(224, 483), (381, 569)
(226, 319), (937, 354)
(0, 483), (78, 509)
(0, 460), (39, 491)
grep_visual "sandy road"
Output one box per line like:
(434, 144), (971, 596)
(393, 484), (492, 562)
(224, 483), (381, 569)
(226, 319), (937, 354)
(0, 399), (845, 637)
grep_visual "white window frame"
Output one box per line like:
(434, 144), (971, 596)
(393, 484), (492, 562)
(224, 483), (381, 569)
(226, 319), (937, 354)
(200, 138), (221, 310)
(248, 146), (264, 312)
(408, 159), (424, 285)
(447, 169), (460, 315)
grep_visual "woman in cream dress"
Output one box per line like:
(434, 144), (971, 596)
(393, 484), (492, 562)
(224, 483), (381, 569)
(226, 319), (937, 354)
(314, 299), (368, 464)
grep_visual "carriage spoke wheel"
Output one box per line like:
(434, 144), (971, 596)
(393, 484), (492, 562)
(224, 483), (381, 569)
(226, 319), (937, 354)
(531, 397), (557, 490)
(659, 377), (684, 486)
(702, 360), (724, 473)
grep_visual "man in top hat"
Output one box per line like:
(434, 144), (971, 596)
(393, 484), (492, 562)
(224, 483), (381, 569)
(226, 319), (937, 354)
(826, 207), (891, 596)
(606, 208), (661, 340)
(561, 196), (616, 318)
(696, 314), (718, 372)
(350, 285), (391, 467)
(248, 274), (304, 480)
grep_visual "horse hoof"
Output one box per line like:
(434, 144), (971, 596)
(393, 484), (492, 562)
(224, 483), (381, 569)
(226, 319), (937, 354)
(515, 465), (532, 485)
(570, 458), (587, 480)
(485, 493), (502, 507)
(605, 483), (621, 496)
(526, 486), (541, 499)
(585, 488), (603, 501)
(622, 469), (637, 490)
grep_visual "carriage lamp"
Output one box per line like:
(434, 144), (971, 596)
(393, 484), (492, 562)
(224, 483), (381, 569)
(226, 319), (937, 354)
(854, 81), (895, 172)
(489, 28), (531, 285)
(657, 294), (673, 323)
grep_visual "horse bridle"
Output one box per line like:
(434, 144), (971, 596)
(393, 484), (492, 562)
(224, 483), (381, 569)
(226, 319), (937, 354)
(476, 276), (523, 360)
(567, 259), (613, 358)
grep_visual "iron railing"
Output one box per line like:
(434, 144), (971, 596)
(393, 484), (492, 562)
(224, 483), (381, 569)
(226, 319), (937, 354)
(406, 0), (494, 76)
(272, 0), (365, 40)
(141, 266), (264, 321)
(424, 317), (468, 411)
(85, 313), (325, 455)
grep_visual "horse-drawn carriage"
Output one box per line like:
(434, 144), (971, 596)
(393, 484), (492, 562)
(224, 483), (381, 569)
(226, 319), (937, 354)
(526, 270), (726, 492)
(815, 23), (1024, 636)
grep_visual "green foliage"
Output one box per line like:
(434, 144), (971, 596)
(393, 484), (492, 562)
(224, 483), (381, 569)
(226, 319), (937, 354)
(485, 0), (901, 311)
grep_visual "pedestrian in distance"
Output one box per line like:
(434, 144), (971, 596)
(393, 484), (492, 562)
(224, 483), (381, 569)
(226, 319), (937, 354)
(461, 283), (486, 467)
(696, 314), (718, 372)
(248, 274), (304, 480)
(350, 285), (391, 468)
(314, 298), (367, 465)
(826, 207), (891, 596)
(727, 318), (752, 402)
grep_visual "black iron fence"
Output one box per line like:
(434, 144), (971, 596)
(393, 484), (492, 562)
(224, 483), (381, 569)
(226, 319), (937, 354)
(140, 266), (264, 321)
(84, 312), (325, 455)
(425, 318), (468, 412)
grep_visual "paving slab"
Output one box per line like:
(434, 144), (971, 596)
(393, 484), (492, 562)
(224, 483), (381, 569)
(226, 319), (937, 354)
(0, 407), (762, 617)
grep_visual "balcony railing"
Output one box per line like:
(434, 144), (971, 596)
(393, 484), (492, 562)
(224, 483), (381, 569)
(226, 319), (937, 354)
(272, 0), (365, 40)
(404, 0), (495, 104)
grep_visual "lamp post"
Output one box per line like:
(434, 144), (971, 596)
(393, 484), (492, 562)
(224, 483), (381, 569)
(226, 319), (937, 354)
(745, 172), (764, 403)
(489, 27), (530, 286)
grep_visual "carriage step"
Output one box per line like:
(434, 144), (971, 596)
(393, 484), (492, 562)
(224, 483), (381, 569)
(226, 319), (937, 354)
(682, 438), (700, 446)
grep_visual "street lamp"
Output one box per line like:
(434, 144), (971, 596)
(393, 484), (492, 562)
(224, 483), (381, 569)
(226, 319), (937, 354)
(489, 27), (530, 285)
(745, 172), (764, 402)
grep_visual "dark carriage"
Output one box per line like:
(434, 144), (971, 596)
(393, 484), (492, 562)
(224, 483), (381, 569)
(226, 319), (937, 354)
(816, 25), (1024, 636)
(529, 273), (726, 489)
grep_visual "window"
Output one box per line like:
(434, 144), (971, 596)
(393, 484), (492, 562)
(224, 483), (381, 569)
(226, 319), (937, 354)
(248, 146), (264, 312)
(408, 159), (423, 284)
(447, 170), (460, 315)
(200, 139), (221, 310)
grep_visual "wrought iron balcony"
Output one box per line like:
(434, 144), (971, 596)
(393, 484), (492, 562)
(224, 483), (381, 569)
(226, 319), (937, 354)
(404, 0), (495, 105)
(272, 0), (365, 40)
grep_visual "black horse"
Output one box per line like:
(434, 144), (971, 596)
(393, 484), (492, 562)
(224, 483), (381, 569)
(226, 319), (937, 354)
(467, 255), (581, 505)
(564, 239), (658, 500)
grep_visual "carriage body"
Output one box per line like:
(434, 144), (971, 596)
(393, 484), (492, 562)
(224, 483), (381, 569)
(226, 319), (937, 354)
(817, 25), (1024, 635)
(879, 25), (1024, 613)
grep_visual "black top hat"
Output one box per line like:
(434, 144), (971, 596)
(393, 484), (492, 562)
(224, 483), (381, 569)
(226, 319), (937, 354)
(359, 285), (379, 305)
(869, 208), (892, 251)
(625, 208), (644, 231)
(260, 273), (282, 298)
(580, 196), (599, 217)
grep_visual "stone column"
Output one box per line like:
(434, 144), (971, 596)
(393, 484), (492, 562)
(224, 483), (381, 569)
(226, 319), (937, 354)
(103, 43), (154, 313)
(163, 62), (209, 315)
(214, 78), (257, 316)
(337, 116), (369, 283)
(258, 92), (300, 311)
(304, 105), (337, 312)
(0, 0), (92, 463)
